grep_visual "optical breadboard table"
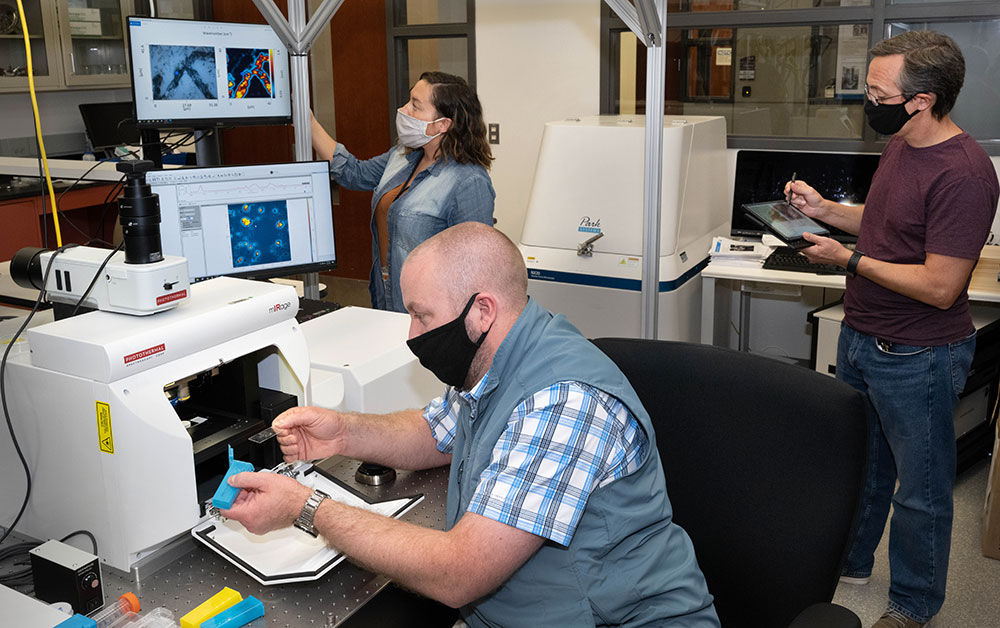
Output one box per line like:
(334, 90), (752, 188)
(1, 457), (449, 628)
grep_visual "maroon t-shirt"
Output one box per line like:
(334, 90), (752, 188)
(845, 133), (999, 345)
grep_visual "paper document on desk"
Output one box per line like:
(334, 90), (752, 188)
(191, 466), (423, 585)
(709, 236), (774, 267)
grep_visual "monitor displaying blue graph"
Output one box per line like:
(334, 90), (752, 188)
(228, 201), (291, 268)
(148, 161), (336, 282)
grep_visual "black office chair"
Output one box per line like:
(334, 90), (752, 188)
(592, 338), (867, 628)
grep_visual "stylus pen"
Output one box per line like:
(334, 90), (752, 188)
(786, 172), (797, 205)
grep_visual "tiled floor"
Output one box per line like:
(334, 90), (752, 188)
(832, 457), (1000, 627)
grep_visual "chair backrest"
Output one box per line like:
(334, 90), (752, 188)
(592, 338), (867, 628)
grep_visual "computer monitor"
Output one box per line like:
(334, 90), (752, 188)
(147, 161), (336, 282)
(127, 16), (291, 128)
(78, 102), (141, 153)
(731, 150), (882, 244)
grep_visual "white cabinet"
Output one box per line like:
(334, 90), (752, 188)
(0, 0), (136, 93)
(55, 0), (135, 88)
(0, 0), (63, 91)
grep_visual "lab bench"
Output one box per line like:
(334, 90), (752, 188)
(3, 455), (452, 628)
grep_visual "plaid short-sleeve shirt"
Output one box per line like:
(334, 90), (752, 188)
(423, 374), (647, 546)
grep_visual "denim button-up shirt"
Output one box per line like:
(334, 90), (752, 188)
(330, 143), (496, 312)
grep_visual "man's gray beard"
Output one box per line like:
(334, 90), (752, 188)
(459, 346), (489, 392)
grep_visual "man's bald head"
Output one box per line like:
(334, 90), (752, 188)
(404, 223), (528, 312)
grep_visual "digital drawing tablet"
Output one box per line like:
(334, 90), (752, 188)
(741, 200), (829, 249)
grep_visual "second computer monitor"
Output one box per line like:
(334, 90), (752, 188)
(79, 102), (141, 153)
(148, 161), (336, 283)
(731, 150), (881, 244)
(127, 16), (291, 128)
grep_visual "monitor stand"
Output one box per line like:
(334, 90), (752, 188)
(194, 129), (221, 167)
(140, 128), (163, 168)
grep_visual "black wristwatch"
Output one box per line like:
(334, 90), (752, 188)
(293, 489), (330, 537)
(846, 250), (864, 277)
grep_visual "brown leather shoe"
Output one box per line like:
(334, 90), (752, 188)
(871, 609), (927, 628)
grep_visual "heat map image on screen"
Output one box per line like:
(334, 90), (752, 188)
(226, 48), (274, 99)
(150, 44), (217, 100)
(228, 200), (291, 268)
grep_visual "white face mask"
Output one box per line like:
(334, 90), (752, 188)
(396, 108), (444, 148)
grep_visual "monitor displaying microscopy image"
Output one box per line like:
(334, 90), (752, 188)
(226, 48), (273, 99)
(150, 44), (217, 100)
(128, 17), (290, 128)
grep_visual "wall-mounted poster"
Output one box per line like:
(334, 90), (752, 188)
(836, 23), (868, 97)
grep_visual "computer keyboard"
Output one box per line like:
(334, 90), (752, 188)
(295, 297), (342, 323)
(763, 247), (847, 275)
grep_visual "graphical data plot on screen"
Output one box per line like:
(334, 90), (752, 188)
(227, 48), (274, 99)
(128, 17), (290, 127)
(148, 162), (336, 282)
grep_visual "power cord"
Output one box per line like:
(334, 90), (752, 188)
(16, 0), (63, 247)
(0, 245), (103, 585)
(0, 244), (76, 549)
(0, 530), (100, 588)
(71, 243), (124, 316)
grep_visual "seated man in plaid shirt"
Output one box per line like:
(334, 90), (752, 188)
(223, 222), (719, 628)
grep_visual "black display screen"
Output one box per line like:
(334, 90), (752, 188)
(731, 150), (881, 244)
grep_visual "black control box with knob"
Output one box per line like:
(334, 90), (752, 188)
(29, 539), (104, 614)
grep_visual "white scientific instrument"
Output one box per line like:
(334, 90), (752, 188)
(0, 276), (441, 574)
(519, 115), (729, 341)
(0, 278), (310, 571)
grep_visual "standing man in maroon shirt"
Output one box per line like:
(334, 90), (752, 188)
(786, 30), (999, 628)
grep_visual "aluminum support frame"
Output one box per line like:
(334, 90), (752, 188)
(606, 0), (668, 339)
(639, 0), (667, 340)
(252, 0), (344, 300)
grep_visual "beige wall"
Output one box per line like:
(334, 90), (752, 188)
(475, 0), (601, 244)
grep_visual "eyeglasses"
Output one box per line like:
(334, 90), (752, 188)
(863, 83), (912, 107)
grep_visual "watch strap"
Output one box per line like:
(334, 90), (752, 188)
(846, 250), (864, 277)
(293, 489), (329, 537)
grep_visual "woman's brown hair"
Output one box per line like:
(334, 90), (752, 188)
(420, 71), (493, 170)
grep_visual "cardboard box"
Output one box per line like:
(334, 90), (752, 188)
(70, 21), (103, 37)
(982, 422), (1000, 560)
(68, 7), (101, 22)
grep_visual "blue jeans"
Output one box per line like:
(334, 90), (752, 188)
(837, 323), (975, 623)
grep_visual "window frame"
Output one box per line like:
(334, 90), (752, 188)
(600, 0), (1000, 155)
(385, 0), (477, 143)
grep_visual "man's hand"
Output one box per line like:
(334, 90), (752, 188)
(784, 179), (827, 220)
(273, 406), (349, 462)
(799, 232), (851, 267)
(219, 472), (312, 535)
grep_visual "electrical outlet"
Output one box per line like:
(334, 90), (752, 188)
(488, 123), (500, 145)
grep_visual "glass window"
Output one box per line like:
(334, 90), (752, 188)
(392, 0), (467, 26)
(0, 0), (50, 76)
(616, 24), (870, 138)
(669, 0), (870, 12)
(886, 20), (1000, 141)
(403, 36), (469, 93)
(386, 0), (475, 137)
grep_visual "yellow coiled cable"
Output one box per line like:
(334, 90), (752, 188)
(16, 0), (63, 247)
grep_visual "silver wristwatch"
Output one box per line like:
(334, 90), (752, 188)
(293, 489), (330, 537)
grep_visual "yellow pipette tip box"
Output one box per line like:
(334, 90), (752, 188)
(180, 587), (243, 628)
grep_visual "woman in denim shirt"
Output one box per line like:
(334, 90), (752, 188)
(311, 72), (496, 312)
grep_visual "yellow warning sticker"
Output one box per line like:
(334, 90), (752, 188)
(96, 401), (114, 454)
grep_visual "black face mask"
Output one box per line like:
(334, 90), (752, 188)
(407, 293), (491, 389)
(864, 95), (917, 135)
